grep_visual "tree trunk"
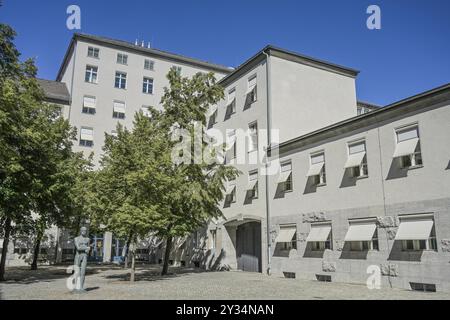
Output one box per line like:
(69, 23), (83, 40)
(123, 231), (133, 269)
(130, 250), (136, 282)
(0, 217), (12, 282)
(31, 229), (43, 270)
(161, 235), (173, 276)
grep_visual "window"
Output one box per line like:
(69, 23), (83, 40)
(141, 105), (152, 118)
(14, 248), (28, 254)
(394, 125), (423, 168)
(357, 106), (370, 115)
(210, 230), (217, 249)
(395, 214), (437, 251)
(225, 130), (236, 163)
(117, 53), (128, 65)
(306, 223), (332, 251)
(248, 122), (258, 152)
(172, 65), (182, 74)
(144, 59), (154, 70)
(347, 227), (379, 251)
(225, 179), (236, 203)
(82, 96), (96, 114)
(225, 88), (236, 117)
(87, 46), (99, 58)
(307, 152), (326, 185)
(275, 225), (297, 251)
(279, 161), (293, 192)
(115, 72), (127, 89)
(245, 75), (257, 105)
(79, 127), (94, 147)
(112, 101), (126, 119)
(208, 109), (218, 129)
(247, 170), (258, 199)
(346, 141), (368, 178)
(85, 65), (98, 83)
(142, 77), (154, 94)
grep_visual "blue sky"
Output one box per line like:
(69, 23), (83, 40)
(1, 0), (449, 106)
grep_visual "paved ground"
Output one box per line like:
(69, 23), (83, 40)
(1, 264), (449, 300)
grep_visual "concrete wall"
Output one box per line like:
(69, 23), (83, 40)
(268, 98), (450, 291)
(270, 55), (357, 143)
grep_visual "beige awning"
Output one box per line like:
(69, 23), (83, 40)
(80, 128), (93, 141)
(393, 138), (419, 158)
(344, 152), (366, 169)
(246, 85), (256, 95)
(306, 225), (331, 242)
(275, 227), (296, 243)
(246, 179), (257, 190)
(395, 219), (434, 240)
(306, 162), (324, 177)
(344, 223), (376, 241)
(277, 171), (291, 183)
(113, 101), (126, 113)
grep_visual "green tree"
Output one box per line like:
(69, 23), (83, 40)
(156, 69), (239, 275)
(0, 24), (81, 279)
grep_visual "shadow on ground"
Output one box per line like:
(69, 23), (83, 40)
(104, 265), (211, 282)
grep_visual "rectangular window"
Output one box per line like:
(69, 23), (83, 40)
(115, 72), (127, 89)
(226, 88), (236, 118)
(307, 223), (332, 251)
(208, 109), (218, 129)
(246, 75), (257, 104)
(141, 105), (152, 118)
(87, 46), (99, 58)
(247, 170), (258, 199)
(142, 77), (154, 94)
(85, 65), (98, 83)
(113, 101), (126, 119)
(308, 152), (326, 185)
(226, 130), (236, 162)
(82, 96), (96, 114)
(248, 122), (258, 152)
(396, 215), (437, 251)
(346, 141), (368, 178)
(394, 125), (422, 168)
(277, 225), (297, 250)
(280, 161), (293, 192)
(117, 53), (128, 65)
(144, 59), (154, 70)
(80, 127), (94, 147)
(172, 65), (182, 73)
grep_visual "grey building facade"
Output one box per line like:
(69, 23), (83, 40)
(2, 34), (449, 292)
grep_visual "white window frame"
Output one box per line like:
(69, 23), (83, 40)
(85, 65), (98, 83)
(247, 74), (257, 103)
(348, 140), (368, 178)
(87, 46), (99, 58)
(395, 124), (423, 169)
(82, 95), (96, 114)
(248, 170), (258, 199)
(117, 53), (128, 65)
(115, 71), (127, 89)
(310, 152), (326, 185)
(280, 160), (293, 192)
(142, 77), (154, 94)
(248, 121), (258, 152)
(144, 59), (154, 71)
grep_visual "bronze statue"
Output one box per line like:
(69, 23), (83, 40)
(73, 226), (90, 292)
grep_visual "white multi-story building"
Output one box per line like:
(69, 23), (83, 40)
(2, 33), (449, 293)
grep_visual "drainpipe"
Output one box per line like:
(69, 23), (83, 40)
(262, 50), (272, 275)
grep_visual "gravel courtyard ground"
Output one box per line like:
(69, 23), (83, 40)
(1, 264), (449, 300)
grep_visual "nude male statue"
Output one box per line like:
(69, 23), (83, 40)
(73, 226), (90, 291)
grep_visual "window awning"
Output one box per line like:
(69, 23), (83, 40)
(225, 185), (235, 195)
(393, 138), (419, 158)
(208, 105), (218, 116)
(277, 171), (291, 183)
(394, 219), (434, 240)
(344, 152), (366, 169)
(306, 225), (331, 242)
(275, 227), (296, 243)
(246, 179), (257, 190)
(344, 223), (376, 241)
(306, 162), (324, 177)
(113, 102), (126, 113)
(83, 96), (96, 108)
(80, 128), (93, 141)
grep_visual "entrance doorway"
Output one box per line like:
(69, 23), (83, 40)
(236, 221), (261, 272)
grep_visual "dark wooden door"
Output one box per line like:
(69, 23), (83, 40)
(236, 222), (261, 272)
